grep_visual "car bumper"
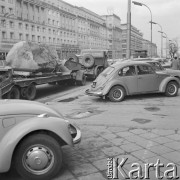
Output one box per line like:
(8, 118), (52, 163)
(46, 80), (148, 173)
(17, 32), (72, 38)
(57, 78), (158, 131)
(85, 89), (103, 96)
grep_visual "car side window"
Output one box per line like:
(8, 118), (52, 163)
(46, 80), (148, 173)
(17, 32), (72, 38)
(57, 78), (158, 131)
(137, 65), (154, 75)
(119, 66), (136, 76)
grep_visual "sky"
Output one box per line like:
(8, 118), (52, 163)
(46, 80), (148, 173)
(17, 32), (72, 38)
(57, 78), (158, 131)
(65, 0), (180, 56)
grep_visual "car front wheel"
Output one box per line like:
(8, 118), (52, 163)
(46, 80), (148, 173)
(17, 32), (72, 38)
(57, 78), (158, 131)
(14, 134), (62, 180)
(165, 81), (178, 97)
(108, 86), (126, 102)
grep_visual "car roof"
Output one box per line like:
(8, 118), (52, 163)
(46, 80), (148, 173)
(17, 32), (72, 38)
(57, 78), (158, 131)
(136, 60), (160, 63)
(81, 49), (108, 52)
(110, 60), (152, 69)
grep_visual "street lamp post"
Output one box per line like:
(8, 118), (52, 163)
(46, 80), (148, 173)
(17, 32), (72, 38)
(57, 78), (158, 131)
(150, 21), (163, 58)
(162, 32), (168, 58)
(127, 0), (131, 59)
(132, 1), (153, 57)
(158, 31), (169, 58)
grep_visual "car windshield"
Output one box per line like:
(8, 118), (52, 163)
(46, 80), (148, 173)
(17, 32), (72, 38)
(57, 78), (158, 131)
(101, 66), (115, 77)
(150, 62), (164, 71)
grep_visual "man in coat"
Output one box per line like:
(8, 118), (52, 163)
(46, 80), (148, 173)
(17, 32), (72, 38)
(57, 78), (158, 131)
(171, 55), (180, 70)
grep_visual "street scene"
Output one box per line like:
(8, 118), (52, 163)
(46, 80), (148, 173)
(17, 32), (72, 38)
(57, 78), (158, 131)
(0, 0), (180, 180)
(1, 82), (180, 180)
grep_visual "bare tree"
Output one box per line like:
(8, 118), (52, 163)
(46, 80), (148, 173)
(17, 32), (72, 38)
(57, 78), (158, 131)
(169, 41), (178, 58)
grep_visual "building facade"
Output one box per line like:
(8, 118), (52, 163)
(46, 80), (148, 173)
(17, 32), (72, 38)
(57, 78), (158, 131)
(1, 0), (123, 60)
(121, 24), (144, 58)
(102, 14), (122, 59)
(142, 39), (157, 57)
(74, 7), (108, 51)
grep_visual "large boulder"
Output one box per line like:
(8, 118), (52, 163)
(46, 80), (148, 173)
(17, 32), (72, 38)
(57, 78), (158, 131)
(6, 41), (58, 72)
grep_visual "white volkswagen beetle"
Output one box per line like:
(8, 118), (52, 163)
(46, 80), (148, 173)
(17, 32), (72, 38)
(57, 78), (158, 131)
(0, 99), (81, 180)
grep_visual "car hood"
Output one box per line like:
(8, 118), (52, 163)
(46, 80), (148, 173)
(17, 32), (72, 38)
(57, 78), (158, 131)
(156, 70), (172, 76)
(164, 69), (180, 76)
(0, 99), (62, 118)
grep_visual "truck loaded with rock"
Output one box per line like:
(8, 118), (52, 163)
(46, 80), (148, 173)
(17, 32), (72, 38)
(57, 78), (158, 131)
(0, 41), (86, 100)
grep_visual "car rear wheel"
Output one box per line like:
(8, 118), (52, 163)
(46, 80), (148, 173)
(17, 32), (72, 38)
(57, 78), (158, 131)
(14, 134), (62, 180)
(109, 86), (126, 102)
(165, 81), (178, 97)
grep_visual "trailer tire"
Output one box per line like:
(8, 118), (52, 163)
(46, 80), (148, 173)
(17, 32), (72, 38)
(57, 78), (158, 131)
(82, 54), (94, 68)
(7, 86), (20, 99)
(25, 84), (36, 100)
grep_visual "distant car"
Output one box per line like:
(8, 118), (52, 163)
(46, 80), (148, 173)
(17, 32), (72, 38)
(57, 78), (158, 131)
(161, 58), (172, 68)
(86, 61), (180, 102)
(134, 59), (180, 80)
(0, 100), (81, 180)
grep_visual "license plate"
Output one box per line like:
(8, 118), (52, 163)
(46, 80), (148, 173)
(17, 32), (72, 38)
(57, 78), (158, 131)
(92, 82), (96, 88)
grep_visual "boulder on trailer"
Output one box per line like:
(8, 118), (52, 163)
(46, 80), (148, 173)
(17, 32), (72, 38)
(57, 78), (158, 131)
(0, 42), (86, 100)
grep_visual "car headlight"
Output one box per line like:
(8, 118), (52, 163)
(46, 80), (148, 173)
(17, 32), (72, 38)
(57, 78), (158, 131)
(68, 124), (77, 138)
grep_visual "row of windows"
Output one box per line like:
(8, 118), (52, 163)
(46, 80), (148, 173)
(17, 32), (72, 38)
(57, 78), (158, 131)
(1, 0), (13, 4)
(1, 31), (107, 45)
(1, 20), (76, 36)
(1, 31), (77, 45)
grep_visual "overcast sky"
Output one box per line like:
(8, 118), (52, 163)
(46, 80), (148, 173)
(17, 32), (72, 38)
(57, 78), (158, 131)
(65, 0), (180, 56)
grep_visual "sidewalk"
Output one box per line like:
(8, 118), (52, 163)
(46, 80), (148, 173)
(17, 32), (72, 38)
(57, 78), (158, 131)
(55, 124), (180, 180)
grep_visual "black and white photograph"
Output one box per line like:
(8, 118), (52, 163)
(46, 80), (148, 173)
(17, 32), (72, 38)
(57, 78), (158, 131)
(0, 0), (180, 179)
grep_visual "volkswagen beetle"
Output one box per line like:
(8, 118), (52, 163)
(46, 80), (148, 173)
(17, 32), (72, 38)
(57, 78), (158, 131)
(0, 99), (81, 180)
(86, 61), (180, 102)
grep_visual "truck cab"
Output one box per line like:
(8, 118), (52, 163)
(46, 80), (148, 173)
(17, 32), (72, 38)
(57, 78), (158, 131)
(67, 49), (109, 79)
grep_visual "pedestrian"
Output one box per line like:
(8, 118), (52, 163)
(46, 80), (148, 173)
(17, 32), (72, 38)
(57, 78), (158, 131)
(171, 55), (180, 70)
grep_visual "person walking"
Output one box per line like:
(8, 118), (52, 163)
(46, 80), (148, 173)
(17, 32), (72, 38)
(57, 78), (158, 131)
(171, 55), (180, 70)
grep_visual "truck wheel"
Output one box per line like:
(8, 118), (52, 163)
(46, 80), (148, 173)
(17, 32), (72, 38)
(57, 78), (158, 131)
(82, 54), (94, 68)
(25, 84), (36, 100)
(165, 81), (178, 97)
(14, 134), (63, 180)
(94, 67), (102, 79)
(77, 75), (86, 86)
(99, 67), (104, 74)
(7, 86), (20, 99)
(109, 86), (126, 102)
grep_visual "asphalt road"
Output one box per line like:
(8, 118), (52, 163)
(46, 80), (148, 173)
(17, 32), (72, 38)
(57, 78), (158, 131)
(1, 81), (180, 179)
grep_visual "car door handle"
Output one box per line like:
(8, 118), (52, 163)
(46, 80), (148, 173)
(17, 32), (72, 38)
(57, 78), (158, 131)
(138, 77), (142, 79)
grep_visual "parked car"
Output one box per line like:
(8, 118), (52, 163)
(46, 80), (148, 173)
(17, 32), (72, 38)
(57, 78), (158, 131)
(161, 58), (172, 68)
(86, 61), (180, 102)
(0, 99), (81, 180)
(134, 59), (180, 80)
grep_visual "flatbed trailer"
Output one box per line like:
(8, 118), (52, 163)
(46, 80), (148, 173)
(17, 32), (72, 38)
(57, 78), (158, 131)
(0, 67), (86, 100)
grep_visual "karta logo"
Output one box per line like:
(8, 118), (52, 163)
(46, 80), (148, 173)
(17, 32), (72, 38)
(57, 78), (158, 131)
(107, 158), (179, 179)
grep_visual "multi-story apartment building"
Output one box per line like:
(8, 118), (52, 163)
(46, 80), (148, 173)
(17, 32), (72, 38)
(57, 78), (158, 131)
(1, 0), (118, 60)
(74, 7), (108, 50)
(102, 14), (122, 59)
(0, 0), (16, 54)
(121, 23), (144, 58)
(0, 0), (79, 59)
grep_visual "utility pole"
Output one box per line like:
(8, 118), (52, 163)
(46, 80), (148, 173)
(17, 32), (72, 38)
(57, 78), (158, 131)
(127, 0), (131, 59)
